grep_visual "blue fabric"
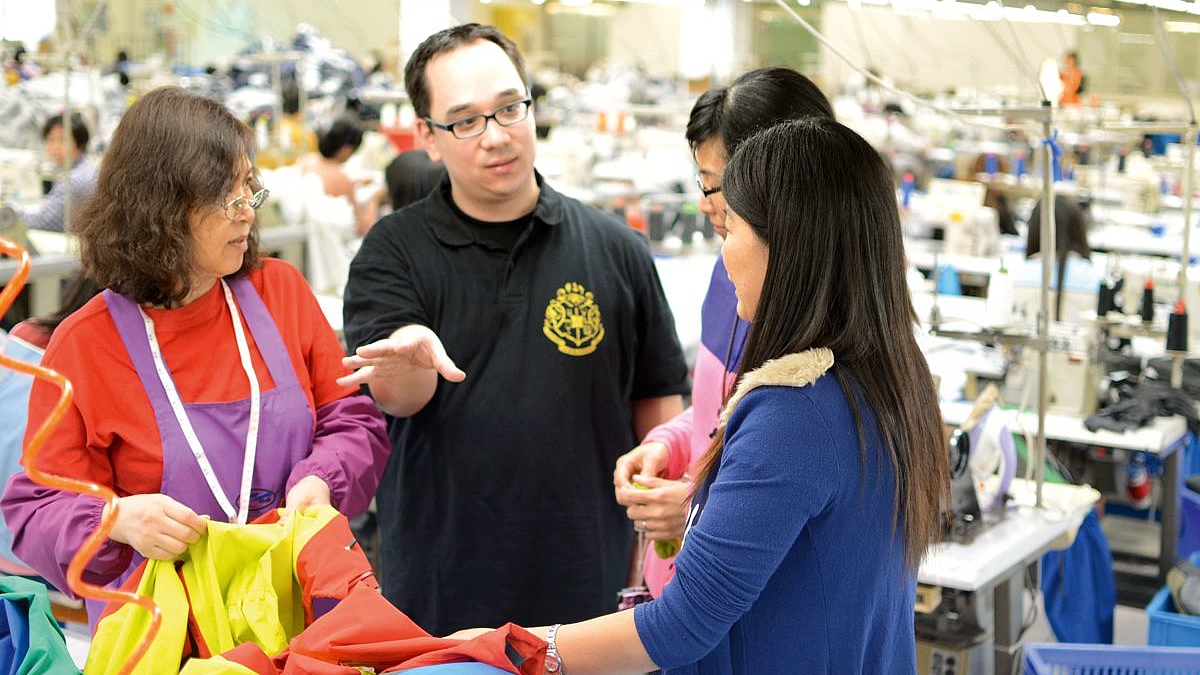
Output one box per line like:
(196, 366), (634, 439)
(1186, 435), (1200, 478)
(0, 596), (30, 675)
(635, 371), (916, 675)
(398, 665), (513, 674)
(1040, 509), (1115, 643)
(0, 576), (79, 674)
(936, 265), (962, 296)
(697, 255), (745, 372)
(1180, 487), (1200, 561)
(12, 159), (97, 233)
(0, 334), (43, 569)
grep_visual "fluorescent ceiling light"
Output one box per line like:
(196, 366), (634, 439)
(1086, 10), (1121, 24)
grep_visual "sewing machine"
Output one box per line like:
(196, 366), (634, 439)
(1002, 321), (1102, 415)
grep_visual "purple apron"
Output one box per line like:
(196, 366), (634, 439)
(90, 276), (313, 623)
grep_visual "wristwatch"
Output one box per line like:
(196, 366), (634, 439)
(545, 623), (566, 674)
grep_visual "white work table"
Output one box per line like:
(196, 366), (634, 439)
(1, 226), (308, 322)
(919, 478), (1098, 675)
(940, 400), (1188, 456)
(941, 398), (1189, 584)
(0, 252), (81, 317)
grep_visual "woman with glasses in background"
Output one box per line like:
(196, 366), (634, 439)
(1, 86), (389, 628)
(614, 66), (835, 600)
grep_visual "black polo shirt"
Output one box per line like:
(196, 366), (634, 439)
(343, 173), (689, 635)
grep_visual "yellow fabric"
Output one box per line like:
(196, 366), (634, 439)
(86, 506), (340, 675)
(84, 558), (191, 675)
(178, 655), (262, 675)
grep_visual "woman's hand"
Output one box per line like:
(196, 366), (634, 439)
(613, 442), (669, 489)
(615, 474), (691, 542)
(106, 493), (207, 560)
(284, 474), (331, 514)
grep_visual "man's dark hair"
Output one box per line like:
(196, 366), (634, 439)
(403, 23), (529, 119)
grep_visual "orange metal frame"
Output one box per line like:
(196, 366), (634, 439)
(0, 236), (160, 674)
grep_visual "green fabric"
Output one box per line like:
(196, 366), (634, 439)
(1002, 405), (1067, 484)
(0, 575), (81, 675)
(86, 506), (339, 675)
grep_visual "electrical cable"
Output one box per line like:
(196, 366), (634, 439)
(202, 0), (260, 45)
(847, 4), (875, 72)
(0, 236), (161, 675)
(772, 0), (1025, 133)
(1150, 5), (1197, 124)
(993, 0), (1050, 104)
(174, 0), (254, 42)
(979, 21), (1028, 86)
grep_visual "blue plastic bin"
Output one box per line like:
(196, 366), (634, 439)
(1147, 586), (1200, 647)
(1182, 488), (1200, 561)
(1023, 642), (1200, 674)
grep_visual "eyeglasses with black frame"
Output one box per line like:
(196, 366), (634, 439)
(425, 98), (534, 140)
(223, 188), (269, 220)
(695, 174), (722, 199)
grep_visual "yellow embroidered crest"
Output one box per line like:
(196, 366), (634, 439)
(543, 281), (605, 356)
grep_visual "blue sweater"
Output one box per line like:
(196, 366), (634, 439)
(635, 350), (917, 674)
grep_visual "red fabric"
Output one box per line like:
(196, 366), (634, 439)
(217, 585), (545, 675)
(224, 643), (279, 673)
(95, 509), (379, 661)
(89, 508), (544, 675)
(23, 259), (354, 497)
(294, 510), (380, 625)
(8, 320), (51, 350)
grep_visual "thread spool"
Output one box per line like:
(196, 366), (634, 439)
(1126, 452), (1152, 509)
(985, 260), (1013, 326)
(1139, 280), (1155, 323)
(1166, 300), (1189, 353)
(901, 172), (915, 209)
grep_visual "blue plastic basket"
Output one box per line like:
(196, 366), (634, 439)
(1023, 643), (1200, 674)
(1147, 586), (1200, 647)
(1146, 552), (1200, 647)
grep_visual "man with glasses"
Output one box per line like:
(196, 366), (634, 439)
(340, 24), (688, 635)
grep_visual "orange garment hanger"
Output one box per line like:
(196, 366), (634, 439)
(0, 236), (160, 675)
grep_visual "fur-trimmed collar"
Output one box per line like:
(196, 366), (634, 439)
(718, 348), (835, 425)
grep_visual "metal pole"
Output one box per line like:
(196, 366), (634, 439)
(1180, 122), (1196, 306)
(61, 16), (73, 235)
(1035, 100), (1055, 510)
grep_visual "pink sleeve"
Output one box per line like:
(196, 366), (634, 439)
(641, 406), (694, 480)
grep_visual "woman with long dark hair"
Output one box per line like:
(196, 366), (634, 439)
(455, 117), (950, 675)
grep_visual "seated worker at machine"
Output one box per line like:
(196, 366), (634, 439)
(7, 113), (97, 232)
(297, 117), (382, 238)
(1013, 193), (1098, 322)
